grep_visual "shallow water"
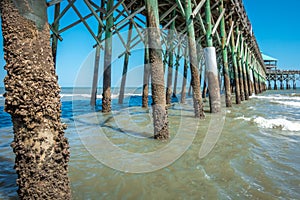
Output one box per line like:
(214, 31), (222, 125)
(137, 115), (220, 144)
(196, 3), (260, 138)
(0, 88), (300, 199)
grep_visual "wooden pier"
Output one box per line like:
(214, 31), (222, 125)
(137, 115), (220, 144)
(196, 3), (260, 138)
(266, 70), (300, 90)
(262, 53), (299, 90)
(48, 0), (267, 107)
(0, 0), (275, 198)
(44, 0), (271, 137)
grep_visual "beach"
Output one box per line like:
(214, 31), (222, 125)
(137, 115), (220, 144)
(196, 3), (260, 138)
(0, 87), (300, 199)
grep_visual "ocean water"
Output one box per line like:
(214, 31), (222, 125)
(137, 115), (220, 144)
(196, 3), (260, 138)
(0, 87), (299, 199)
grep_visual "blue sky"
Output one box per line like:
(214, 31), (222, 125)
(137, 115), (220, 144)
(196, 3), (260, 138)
(0, 0), (299, 87)
(243, 0), (300, 70)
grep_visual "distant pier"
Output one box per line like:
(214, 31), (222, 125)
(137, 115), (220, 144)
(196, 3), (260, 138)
(262, 53), (299, 90)
(266, 70), (300, 90)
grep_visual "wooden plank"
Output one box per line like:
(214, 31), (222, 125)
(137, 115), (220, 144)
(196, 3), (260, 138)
(192, 0), (206, 18)
(212, 8), (225, 35)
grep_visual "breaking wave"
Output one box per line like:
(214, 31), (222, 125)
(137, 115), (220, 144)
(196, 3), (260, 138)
(254, 117), (300, 132)
(271, 100), (300, 108)
(250, 94), (300, 101)
(235, 116), (300, 132)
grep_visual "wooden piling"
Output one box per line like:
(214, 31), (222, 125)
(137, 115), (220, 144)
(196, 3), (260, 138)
(236, 26), (245, 101)
(197, 43), (204, 87)
(173, 45), (181, 98)
(274, 80), (278, 90)
(118, 22), (133, 104)
(181, 47), (188, 104)
(247, 52), (254, 95)
(91, 0), (104, 106)
(257, 75), (262, 93)
(229, 18), (241, 104)
(204, 0), (221, 113)
(253, 69), (259, 94)
(145, 0), (169, 139)
(0, 0), (71, 198)
(91, 42), (101, 106)
(280, 74), (284, 90)
(245, 46), (252, 96)
(51, 2), (61, 67)
(202, 81), (207, 99)
(185, 0), (205, 118)
(166, 11), (176, 105)
(220, 0), (232, 107)
(142, 43), (150, 108)
(240, 37), (249, 100)
(102, 0), (114, 112)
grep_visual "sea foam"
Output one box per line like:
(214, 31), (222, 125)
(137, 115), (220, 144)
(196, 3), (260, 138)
(234, 116), (251, 121)
(271, 100), (300, 108)
(235, 116), (300, 132)
(251, 95), (300, 101)
(254, 117), (300, 132)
